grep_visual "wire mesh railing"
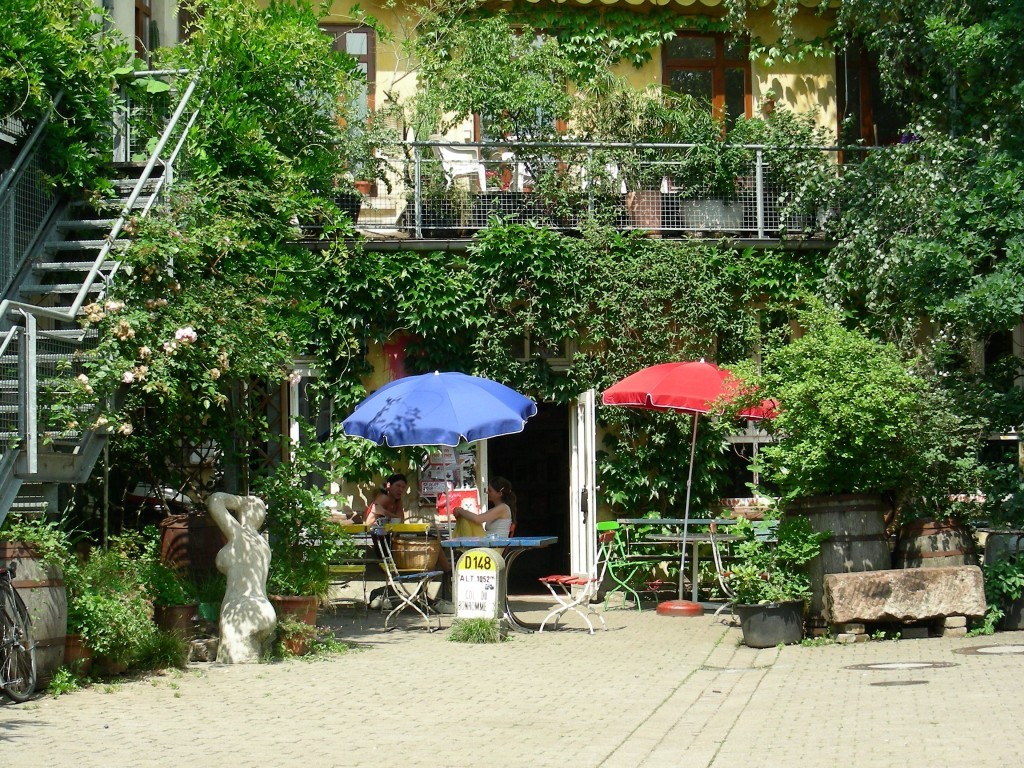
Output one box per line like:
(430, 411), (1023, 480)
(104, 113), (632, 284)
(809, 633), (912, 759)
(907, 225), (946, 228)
(0, 96), (62, 297)
(340, 140), (858, 240)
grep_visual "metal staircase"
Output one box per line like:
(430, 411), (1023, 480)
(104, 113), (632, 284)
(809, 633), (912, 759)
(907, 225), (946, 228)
(0, 71), (203, 525)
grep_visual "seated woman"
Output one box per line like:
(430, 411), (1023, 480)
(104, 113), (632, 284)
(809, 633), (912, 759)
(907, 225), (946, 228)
(364, 473), (407, 526)
(365, 473), (409, 610)
(453, 476), (516, 539)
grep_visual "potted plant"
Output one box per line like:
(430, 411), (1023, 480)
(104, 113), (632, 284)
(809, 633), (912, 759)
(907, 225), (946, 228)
(141, 526), (198, 638)
(68, 532), (161, 675)
(414, 13), (573, 224)
(750, 301), (984, 623)
(412, 158), (469, 237)
(978, 554), (1024, 632)
(254, 442), (354, 627)
(726, 514), (830, 647)
(727, 107), (835, 234)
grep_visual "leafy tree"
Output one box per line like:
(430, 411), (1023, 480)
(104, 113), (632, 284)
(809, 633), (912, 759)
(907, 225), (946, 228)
(59, 0), (368, 507)
(0, 0), (129, 190)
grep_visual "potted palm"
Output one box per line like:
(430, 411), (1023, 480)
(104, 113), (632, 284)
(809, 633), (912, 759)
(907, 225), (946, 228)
(726, 514), (830, 647)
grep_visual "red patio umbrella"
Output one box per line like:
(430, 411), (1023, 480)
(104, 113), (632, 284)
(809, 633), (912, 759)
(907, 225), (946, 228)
(602, 359), (774, 615)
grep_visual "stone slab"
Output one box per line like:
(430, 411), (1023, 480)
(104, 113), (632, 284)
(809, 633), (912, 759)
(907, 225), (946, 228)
(824, 566), (986, 624)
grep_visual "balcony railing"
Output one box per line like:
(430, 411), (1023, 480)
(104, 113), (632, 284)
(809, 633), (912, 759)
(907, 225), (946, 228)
(337, 141), (868, 241)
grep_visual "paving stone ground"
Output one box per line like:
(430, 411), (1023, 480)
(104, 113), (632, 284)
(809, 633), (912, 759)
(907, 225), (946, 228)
(3, 597), (1024, 767)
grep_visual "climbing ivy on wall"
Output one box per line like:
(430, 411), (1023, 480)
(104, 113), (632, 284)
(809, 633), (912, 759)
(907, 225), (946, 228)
(325, 223), (775, 514)
(495, 4), (729, 81)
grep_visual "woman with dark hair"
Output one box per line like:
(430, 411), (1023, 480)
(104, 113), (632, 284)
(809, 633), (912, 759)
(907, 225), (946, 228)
(364, 473), (407, 526)
(454, 476), (516, 538)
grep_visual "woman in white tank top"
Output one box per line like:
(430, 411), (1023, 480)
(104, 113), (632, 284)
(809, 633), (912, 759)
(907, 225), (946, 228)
(454, 476), (516, 538)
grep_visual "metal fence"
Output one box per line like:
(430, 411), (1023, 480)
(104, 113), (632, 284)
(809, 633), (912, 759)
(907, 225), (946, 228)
(340, 140), (856, 240)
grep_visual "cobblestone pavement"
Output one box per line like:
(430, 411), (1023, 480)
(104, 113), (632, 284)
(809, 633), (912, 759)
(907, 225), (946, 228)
(3, 597), (1024, 768)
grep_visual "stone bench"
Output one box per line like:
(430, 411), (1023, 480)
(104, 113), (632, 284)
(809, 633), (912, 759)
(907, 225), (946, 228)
(824, 566), (986, 639)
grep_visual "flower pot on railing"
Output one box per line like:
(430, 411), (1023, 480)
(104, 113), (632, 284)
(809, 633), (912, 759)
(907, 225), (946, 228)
(624, 188), (662, 237)
(674, 198), (744, 234)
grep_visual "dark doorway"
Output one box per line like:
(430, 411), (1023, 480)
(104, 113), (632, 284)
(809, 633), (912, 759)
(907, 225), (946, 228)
(487, 402), (570, 593)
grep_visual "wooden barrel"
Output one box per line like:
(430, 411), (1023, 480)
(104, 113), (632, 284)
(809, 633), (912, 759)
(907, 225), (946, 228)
(160, 512), (227, 585)
(894, 519), (978, 568)
(983, 530), (1024, 565)
(0, 542), (66, 684)
(786, 493), (893, 626)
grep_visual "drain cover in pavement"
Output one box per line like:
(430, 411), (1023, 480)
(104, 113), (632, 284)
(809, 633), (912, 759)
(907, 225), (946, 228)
(870, 680), (929, 687)
(845, 661), (958, 671)
(955, 644), (1024, 656)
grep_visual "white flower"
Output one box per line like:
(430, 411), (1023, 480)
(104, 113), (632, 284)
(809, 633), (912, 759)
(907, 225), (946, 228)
(94, 416), (109, 428)
(175, 326), (198, 343)
(104, 300), (124, 313)
(138, 346), (151, 359)
(209, 368), (221, 380)
(288, 372), (302, 385)
(163, 340), (178, 354)
(118, 422), (133, 435)
(121, 371), (135, 384)
(76, 374), (89, 385)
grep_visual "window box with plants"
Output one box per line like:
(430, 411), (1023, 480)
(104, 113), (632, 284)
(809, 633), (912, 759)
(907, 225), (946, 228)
(726, 513), (831, 648)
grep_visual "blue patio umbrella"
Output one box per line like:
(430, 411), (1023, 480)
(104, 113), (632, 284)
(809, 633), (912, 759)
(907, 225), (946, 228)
(342, 371), (538, 447)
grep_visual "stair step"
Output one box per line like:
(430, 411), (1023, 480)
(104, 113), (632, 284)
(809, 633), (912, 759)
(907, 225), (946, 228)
(0, 353), (87, 365)
(57, 218), (115, 231)
(44, 238), (129, 251)
(33, 260), (120, 272)
(36, 328), (99, 340)
(19, 283), (103, 296)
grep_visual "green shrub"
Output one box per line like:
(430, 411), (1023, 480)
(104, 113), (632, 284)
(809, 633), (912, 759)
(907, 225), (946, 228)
(448, 618), (506, 644)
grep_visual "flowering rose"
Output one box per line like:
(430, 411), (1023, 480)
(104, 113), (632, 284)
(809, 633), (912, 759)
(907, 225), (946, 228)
(138, 346), (151, 359)
(118, 422), (133, 436)
(114, 320), (135, 340)
(209, 368), (221, 380)
(175, 326), (198, 343)
(163, 340), (178, 354)
(104, 300), (124, 313)
(121, 371), (135, 384)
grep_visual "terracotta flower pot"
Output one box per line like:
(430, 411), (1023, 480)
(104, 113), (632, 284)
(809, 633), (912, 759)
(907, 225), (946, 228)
(269, 595), (318, 625)
(154, 603), (199, 638)
(63, 633), (93, 675)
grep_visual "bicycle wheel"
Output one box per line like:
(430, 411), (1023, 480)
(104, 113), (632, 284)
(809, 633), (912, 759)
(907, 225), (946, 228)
(0, 588), (37, 702)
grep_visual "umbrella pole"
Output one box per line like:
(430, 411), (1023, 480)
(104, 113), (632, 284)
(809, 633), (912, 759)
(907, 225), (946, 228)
(678, 412), (698, 599)
(656, 412), (703, 618)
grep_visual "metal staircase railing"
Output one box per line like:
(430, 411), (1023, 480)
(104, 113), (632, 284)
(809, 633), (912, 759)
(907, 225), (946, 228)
(0, 70), (204, 523)
(0, 93), (63, 296)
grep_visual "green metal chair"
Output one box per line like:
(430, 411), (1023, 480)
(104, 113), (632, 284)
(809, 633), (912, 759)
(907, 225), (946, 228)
(597, 521), (674, 611)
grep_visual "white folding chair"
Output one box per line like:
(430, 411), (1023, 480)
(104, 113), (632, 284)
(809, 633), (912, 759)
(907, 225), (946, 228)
(376, 525), (444, 632)
(538, 530), (615, 634)
(430, 136), (487, 192)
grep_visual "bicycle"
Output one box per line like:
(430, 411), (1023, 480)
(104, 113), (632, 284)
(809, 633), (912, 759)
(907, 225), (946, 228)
(0, 561), (37, 702)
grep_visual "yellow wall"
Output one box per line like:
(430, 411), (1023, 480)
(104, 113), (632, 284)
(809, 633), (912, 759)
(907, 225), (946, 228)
(333, 2), (837, 134)
(748, 8), (836, 131)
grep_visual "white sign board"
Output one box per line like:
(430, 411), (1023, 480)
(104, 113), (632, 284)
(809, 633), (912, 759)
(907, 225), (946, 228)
(456, 547), (506, 620)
